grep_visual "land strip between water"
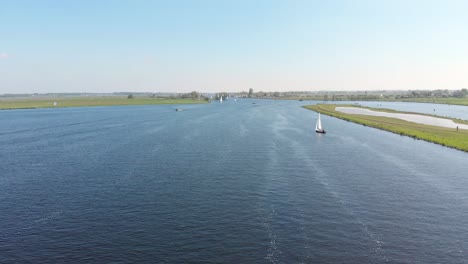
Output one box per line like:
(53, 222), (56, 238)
(304, 104), (468, 152)
(0, 97), (207, 110)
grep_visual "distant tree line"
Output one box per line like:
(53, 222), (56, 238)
(174, 91), (208, 101)
(398, 89), (467, 99)
(125, 88), (467, 102)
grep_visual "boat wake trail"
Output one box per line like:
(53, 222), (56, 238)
(262, 205), (281, 264)
(290, 140), (390, 263)
(261, 142), (283, 264)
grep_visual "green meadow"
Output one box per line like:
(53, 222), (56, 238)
(0, 97), (207, 110)
(304, 104), (468, 152)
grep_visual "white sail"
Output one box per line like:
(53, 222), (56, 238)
(220, 96), (223, 103)
(316, 113), (322, 131)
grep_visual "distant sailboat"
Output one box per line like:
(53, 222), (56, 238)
(315, 113), (326, 134)
(220, 96), (223, 103)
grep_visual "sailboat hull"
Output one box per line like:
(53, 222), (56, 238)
(315, 129), (326, 134)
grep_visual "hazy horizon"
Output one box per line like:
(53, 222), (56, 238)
(1, 0), (468, 94)
(1, 88), (465, 97)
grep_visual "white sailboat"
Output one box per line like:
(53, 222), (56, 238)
(220, 96), (223, 103)
(315, 113), (326, 134)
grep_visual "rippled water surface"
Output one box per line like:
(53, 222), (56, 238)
(1, 100), (467, 263)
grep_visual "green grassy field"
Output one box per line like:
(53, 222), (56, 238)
(304, 104), (468, 152)
(0, 97), (207, 110)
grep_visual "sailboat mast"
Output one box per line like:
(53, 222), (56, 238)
(315, 113), (326, 133)
(318, 114), (322, 130)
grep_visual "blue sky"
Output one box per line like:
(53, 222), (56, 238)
(1, 0), (468, 93)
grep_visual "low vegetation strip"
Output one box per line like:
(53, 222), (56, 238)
(0, 97), (207, 110)
(304, 104), (468, 153)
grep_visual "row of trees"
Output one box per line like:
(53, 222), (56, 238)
(127, 91), (207, 100)
(402, 89), (467, 99)
(178, 91), (203, 99)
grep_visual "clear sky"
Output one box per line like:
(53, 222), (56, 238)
(1, 0), (468, 93)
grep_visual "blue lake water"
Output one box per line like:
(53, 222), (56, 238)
(1, 100), (467, 263)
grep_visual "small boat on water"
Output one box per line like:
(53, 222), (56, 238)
(175, 108), (183, 112)
(315, 113), (326, 134)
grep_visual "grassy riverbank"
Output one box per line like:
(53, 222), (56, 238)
(304, 104), (468, 152)
(0, 97), (207, 110)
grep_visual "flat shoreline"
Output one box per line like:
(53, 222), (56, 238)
(304, 104), (468, 153)
(0, 97), (207, 110)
